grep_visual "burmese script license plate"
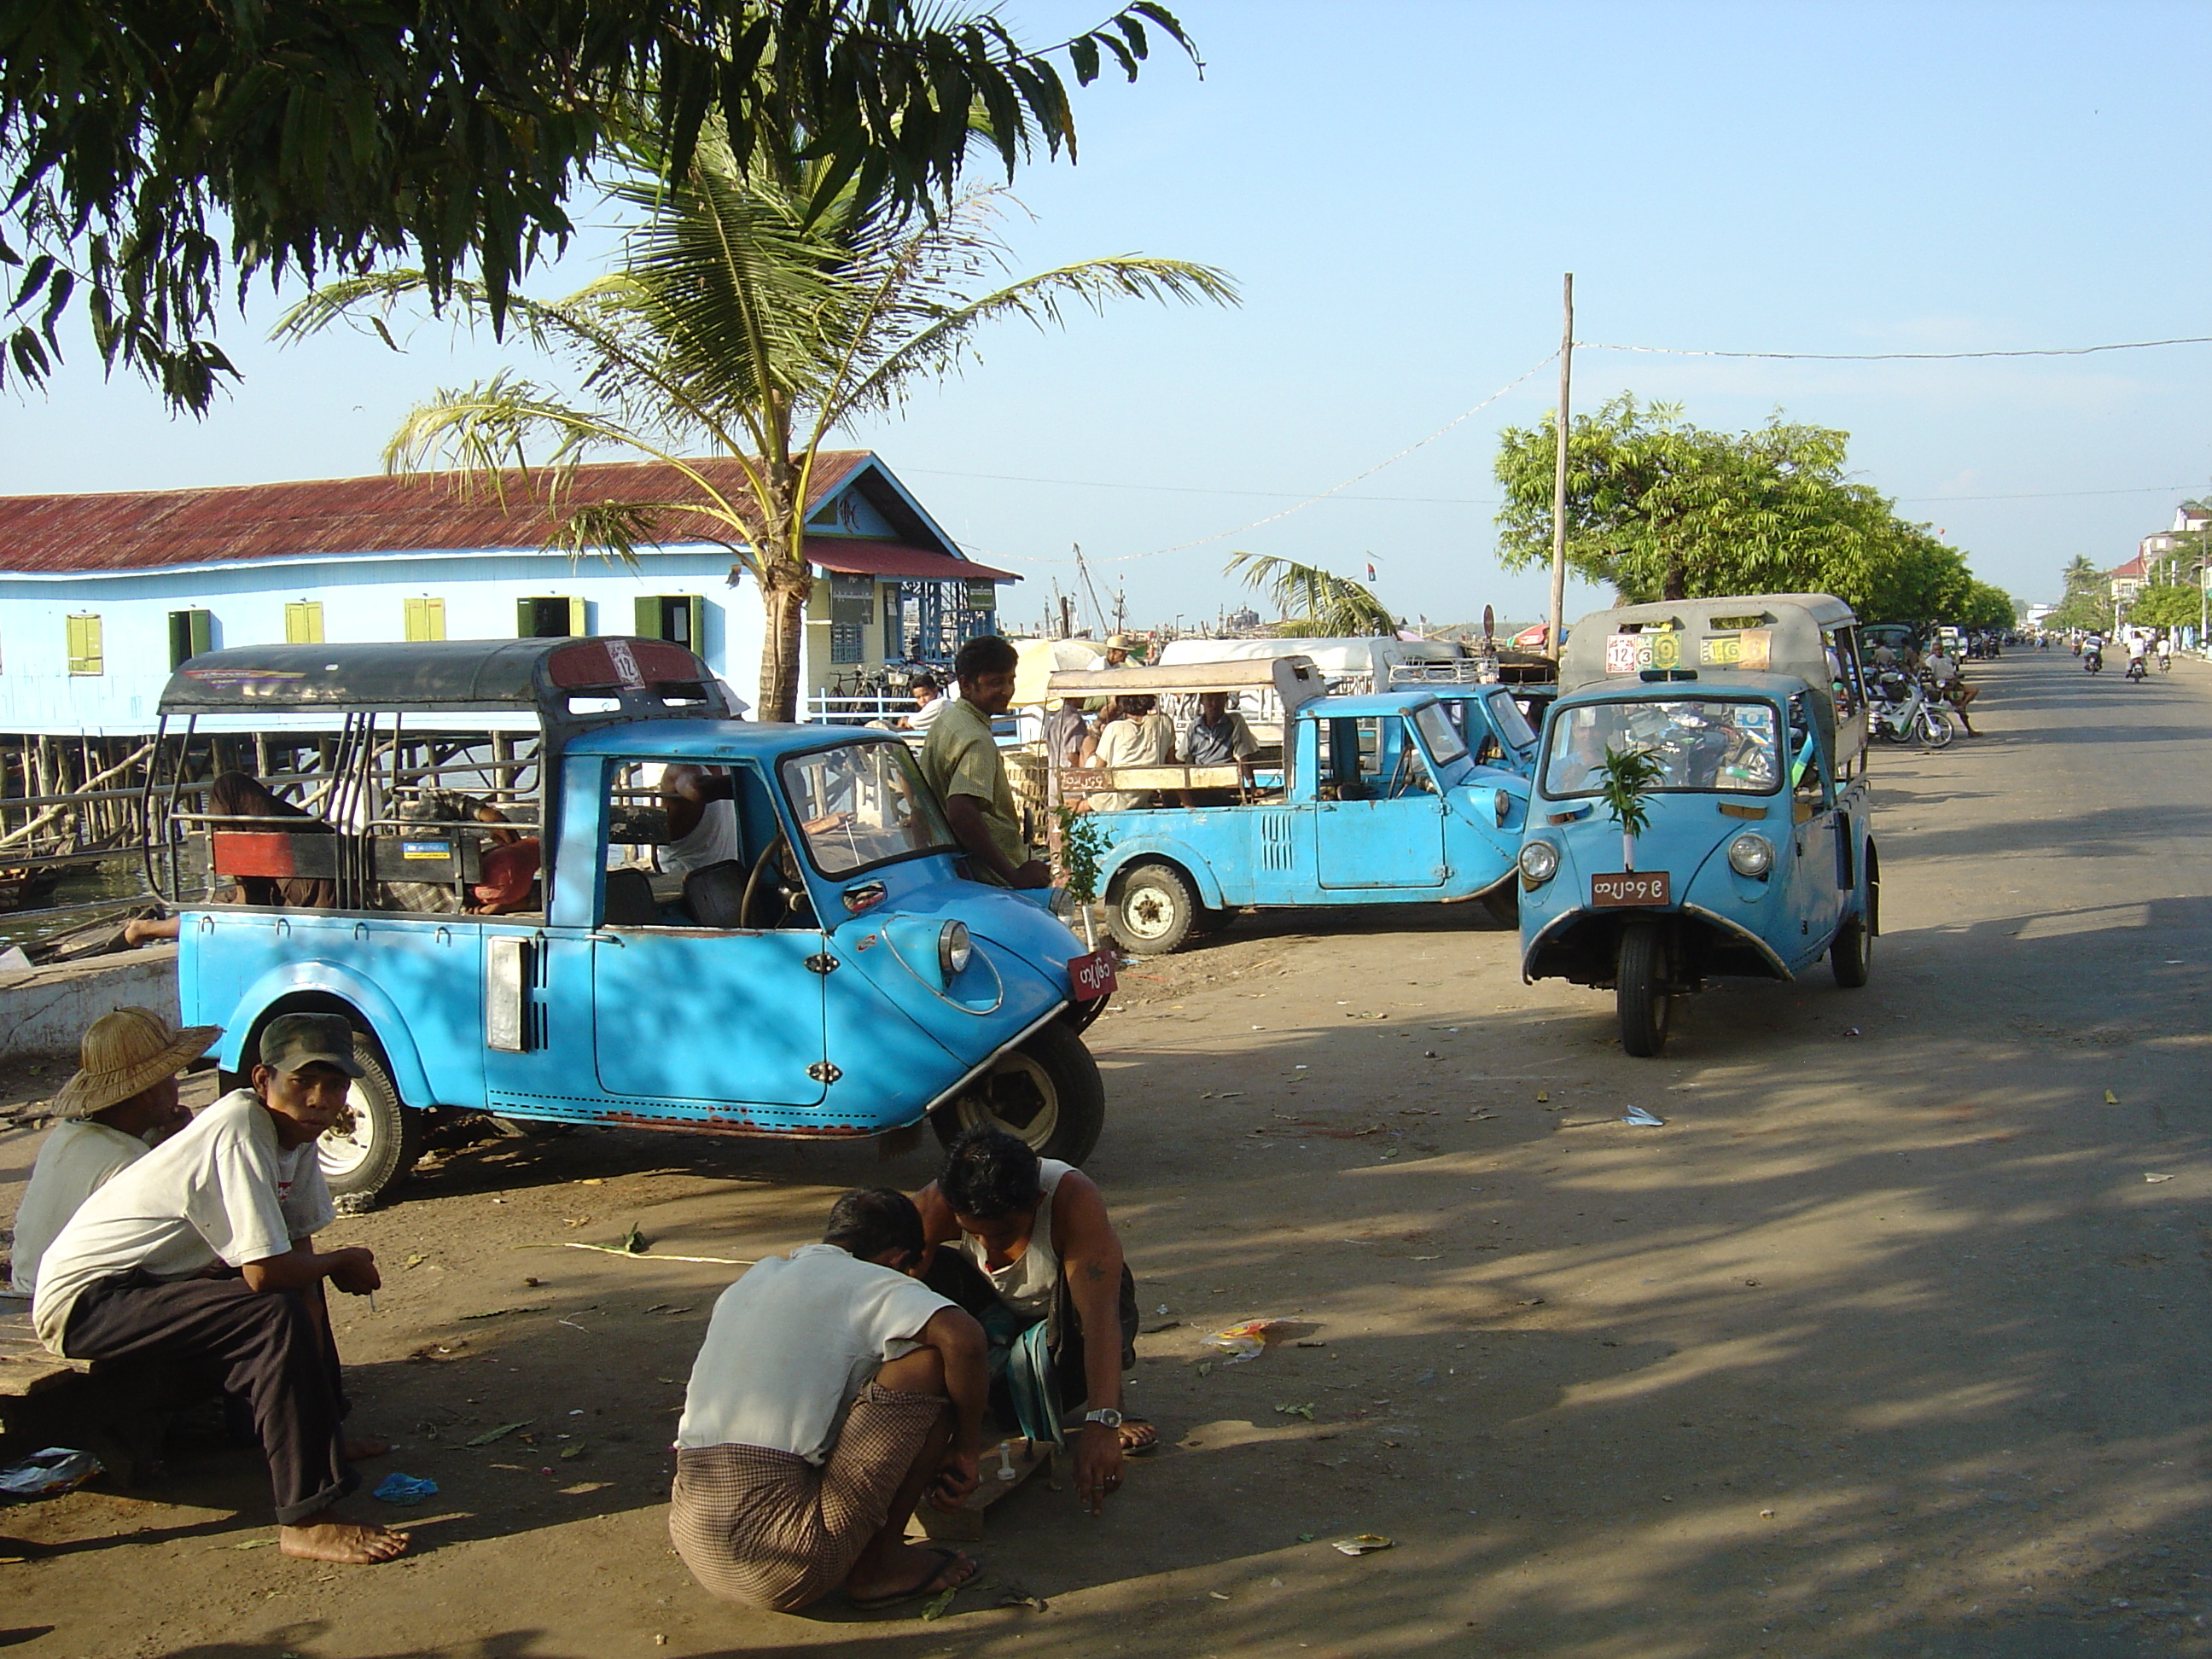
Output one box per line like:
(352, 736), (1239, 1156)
(1591, 871), (1670, 907)
(1069, 950), (1119, 1000)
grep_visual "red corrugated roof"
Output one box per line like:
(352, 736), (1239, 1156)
(0, 452), (883, 574)
(806, 538), (1018, 582)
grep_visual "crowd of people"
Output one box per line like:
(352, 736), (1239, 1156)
(13, 1004), (1151, 1604)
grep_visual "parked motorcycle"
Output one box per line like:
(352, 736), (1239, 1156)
(1868, 669), (1955, 748)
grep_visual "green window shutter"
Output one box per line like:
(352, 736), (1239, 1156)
(67, 614), (103, 675)
(168, 608), (211, 667)
(634, 596), (660, 638)
(517, 597), (535, 637)
(568, 596), (587, 637)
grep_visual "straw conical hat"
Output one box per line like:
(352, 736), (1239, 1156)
(49, 1006), (220, 1120)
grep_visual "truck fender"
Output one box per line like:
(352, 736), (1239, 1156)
(216, 960), (435, 1107)
(1099, 839), (1230, 911)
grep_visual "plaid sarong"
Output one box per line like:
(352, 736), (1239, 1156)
(668, 1382), (946, 1612)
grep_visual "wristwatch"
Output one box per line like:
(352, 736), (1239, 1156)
(1082, 1407), (1124, 1429)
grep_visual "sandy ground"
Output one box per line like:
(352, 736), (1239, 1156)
(3, 649), (2210, 1659)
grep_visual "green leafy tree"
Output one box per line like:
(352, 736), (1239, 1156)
(2130, 583), (2202, 632)
(1225, 552), (1398, 636)
(281, 125), (1235, 719)
(0, 0), (1194, 411)
(1493, 393), (2001, 626)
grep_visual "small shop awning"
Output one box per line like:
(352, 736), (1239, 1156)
(805, 537), (1020, 583)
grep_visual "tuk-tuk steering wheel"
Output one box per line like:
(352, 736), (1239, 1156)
(740, 830), (793, 929)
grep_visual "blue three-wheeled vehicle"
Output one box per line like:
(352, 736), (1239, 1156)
(1516, 595), (1879, 1056)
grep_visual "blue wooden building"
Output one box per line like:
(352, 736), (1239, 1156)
(0, 451), (1015, 736)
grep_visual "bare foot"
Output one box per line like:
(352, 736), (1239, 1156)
(847, 1543), (977, 1607)
(344, 1435), (392, 1461)
(1119, 1418), (1159, 1455)
(277, 1510), (410, 1563)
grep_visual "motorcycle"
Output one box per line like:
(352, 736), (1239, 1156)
(1868, 669), (1955, 748)
(2160, 649), (2173, 673)
(2126, 655), (2149, 683)
(2084, 649), (2103, 674)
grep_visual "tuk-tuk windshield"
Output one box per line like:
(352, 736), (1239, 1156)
(1485, 690), (1539, 752)
(779, 742), (958, 876)
(1411, 701), (1469, 768)
(1541, 699), (1780, 798)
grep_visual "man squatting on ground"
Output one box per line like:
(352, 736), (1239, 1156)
(9, 1008), (208, 1297)
(31, 1012), (405, 1564)
(669, 1188), (988, 1613)
(916, 1126), (1152, 1513)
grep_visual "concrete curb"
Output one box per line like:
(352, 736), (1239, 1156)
(1, 946), (179, 1067)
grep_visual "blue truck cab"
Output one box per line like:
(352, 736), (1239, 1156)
(1045, 656), (1532, 954)
(1515, 594), (1878, 1056)
(148, 637), (1111, 1201)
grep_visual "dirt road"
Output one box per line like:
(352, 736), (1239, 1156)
(4, 649), (2209, 1658)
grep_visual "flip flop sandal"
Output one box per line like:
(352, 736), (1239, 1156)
(1119, 1417), (1160, 1456)
(847, 1546), (978, 1612)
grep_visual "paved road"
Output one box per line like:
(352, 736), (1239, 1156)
(5, 648), (2210, 1658)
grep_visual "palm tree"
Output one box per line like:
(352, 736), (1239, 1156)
(2062, 554), (2102, 595)
(1225, 552), (1398, 637)
(278, 125), (1237, 719)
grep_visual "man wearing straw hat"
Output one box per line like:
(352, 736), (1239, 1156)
(8, 1007), (212, 1297)
(32, 1011), (406, 1564)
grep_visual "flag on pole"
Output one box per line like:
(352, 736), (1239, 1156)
(1365, 562), (1377, 582)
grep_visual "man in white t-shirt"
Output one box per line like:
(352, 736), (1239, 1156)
(669, 1189), (987, 1614)
(9, 1006), (213, 1296)
(33, 1012), (405, 1566)
(658, 763), (744, 876)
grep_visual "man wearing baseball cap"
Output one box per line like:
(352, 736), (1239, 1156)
(9, 1006), (215, 1296)
(32, 1011), (406, 1563)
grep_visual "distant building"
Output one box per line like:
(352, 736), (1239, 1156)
(2134, 500), (2212, 589)
(0, 451), (1016, 735)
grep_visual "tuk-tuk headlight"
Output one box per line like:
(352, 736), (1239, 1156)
(938, 920), (974, 979)
(1493, 788), (1513, 828)
(1727, 832), (1774, 879)
(1518, 839), (1559, 886)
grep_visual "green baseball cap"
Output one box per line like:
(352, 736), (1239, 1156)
(257, 1012), (364, 1078)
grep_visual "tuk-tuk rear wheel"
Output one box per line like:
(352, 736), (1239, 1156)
(934, 1021), (1105, 1166)
(317, 1028), (425, 1203)
(1479, 885), (1520, 928)
(1616, 920), (1674, 1058)
(1107, 862), (1200, 955)
(1831, 913), (1871, 988)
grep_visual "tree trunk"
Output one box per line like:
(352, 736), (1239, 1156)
(757, 574), (809, 723)
(1662, 547), (1687, 602)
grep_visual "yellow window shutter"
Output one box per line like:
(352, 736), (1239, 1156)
(67, 614), (104, 674)
(404, 597), (445, 641)
(285, 601), (324, 643)
(568, 596), (587, 636)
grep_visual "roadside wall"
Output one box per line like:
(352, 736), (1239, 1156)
(0, 947), (178, 1067)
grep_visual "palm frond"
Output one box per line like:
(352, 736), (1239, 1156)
(1226, 552), (1397, 637)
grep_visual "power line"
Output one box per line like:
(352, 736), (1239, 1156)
(1576, 335), (2212, 362)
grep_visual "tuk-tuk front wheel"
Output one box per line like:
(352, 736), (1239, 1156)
(1107, 862), (1200, 955)
(317, 1028), (425, 1203)
(1615, 919), (1674, 1058)
(934, 1021), (1105, 1165)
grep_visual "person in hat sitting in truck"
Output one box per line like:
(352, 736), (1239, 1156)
(9, 1007), (214, 1296)
(32, 1011), (405, 1564)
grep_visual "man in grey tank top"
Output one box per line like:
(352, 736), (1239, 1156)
(912, 1128), (1146, 1516)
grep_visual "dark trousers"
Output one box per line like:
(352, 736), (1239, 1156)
(63, 1272), (357, 1524)
(922, 1250), (1138, 1413)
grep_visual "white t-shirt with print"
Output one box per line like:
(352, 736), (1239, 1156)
(32, 1090), (337, 1353)
(9, 1120), (152, 1296)
(675, 1243), (951, 1464)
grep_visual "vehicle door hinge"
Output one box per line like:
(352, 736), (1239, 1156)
(805, 952), (839, 975)
(807, 1061), (843, 1085)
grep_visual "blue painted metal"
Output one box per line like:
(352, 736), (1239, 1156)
(177, 716), (1095, 1138)
(1089, 690), (1528, 917)
(1516, 666), (1876, 993)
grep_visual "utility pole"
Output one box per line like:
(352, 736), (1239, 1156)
(1546, 272), (1575, 663)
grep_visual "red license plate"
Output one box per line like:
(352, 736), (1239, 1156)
(1069, 950), (1118, 999)
(1591, 870), (1670, 907)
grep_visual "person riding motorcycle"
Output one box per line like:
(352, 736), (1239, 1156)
(2083, 633), (2104, 673)
(2126, 635), (2149, 682)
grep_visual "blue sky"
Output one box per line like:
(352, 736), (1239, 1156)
(4, 0), (2208, 629)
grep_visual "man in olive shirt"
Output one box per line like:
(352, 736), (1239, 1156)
(918, 636), (1051, 889)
